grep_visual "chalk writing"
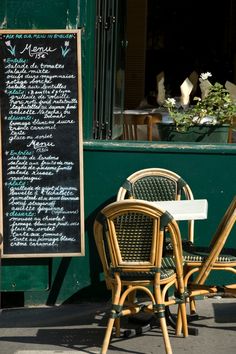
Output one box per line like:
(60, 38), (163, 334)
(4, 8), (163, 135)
(0, 31), (83, 256)
(20, 44), (57, 59)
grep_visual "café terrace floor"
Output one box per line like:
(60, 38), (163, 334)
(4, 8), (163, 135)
(0, 296), (236, 354)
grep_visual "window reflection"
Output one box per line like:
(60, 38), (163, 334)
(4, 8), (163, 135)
(119, 0), (236, 143)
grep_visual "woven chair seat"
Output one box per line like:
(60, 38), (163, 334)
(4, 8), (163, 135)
(183, 246), (236, 263)
(164, 239), (236, 264)
(181, 241), (236, 263)
(110, 267), (175, 281)
(162, 255), (177, 268)
(110, 256), (178, 281)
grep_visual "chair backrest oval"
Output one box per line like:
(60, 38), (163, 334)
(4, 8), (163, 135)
(116, 168), (194, 243)
(94, 199), (182, 270)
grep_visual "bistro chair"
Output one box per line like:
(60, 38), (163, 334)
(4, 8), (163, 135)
(182, 196), (236, 307)
(117, 168), (197, 322)
(94, 199), (188, 354)
(117, 168), (194, 243)
(123, 114), (162, 141)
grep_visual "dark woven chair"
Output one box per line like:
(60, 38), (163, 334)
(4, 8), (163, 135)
(117, 168), (194, 243)
(94, 199), (188, 354)
(117, 168), (196, 320)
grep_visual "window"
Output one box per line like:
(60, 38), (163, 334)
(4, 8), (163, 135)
(93, 0), (125, 140)
(93, 0), (236, 143)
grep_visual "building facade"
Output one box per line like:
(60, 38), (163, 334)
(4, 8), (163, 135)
(1, 0), (236, 307)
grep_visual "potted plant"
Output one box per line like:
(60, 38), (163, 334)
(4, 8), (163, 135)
(159, 72), (236, 143)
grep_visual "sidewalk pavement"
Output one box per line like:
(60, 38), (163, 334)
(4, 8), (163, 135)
(0, 297), (236, 354)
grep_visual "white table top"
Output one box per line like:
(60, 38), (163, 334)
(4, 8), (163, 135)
(122, 108), (174, 123)
(150, 199), (208, 221)
(123, 109), (157, 115)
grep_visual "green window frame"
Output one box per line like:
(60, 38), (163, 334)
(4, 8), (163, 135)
(93, 0), (125, 140)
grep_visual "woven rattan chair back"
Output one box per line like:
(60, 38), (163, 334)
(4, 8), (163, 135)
(96, 200), (166, 269)
(117, 168), (194, 243)
(94, 199), (188, 354)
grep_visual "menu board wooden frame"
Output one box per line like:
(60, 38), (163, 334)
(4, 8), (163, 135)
(0, 29), (84, 258)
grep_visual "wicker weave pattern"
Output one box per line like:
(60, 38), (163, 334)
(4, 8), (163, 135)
(117, 268), (175, 280)
(94, 199), (189, 354)
(132, 176), (177, 201)
(183, 249), (236, 263)
(162, 256), (176, 268)
(166, 241), (236, 263)
(114, 212), (153, 262)
(117, 168), (194, 244)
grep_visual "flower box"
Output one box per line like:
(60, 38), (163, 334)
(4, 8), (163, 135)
(158, 123), (230, 143)
(163, 72), (236, 141)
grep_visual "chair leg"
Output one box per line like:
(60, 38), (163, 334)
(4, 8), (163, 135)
(176, 303), (199, 336)
(101, 317), (115, 354)
(159, 316), (173, 354)
(177, 303), (188, 337)
(175, 306), (182, 336)
(189, 297), (197, 314)
(114, 318), (121, 337)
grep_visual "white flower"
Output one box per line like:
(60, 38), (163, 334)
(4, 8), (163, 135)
(200, 116), (217, 125)
(65, 41), (69, 47)
(5, 40), (11, 46)
(165, 98), (176, 106)
(200, 72), (212, 80)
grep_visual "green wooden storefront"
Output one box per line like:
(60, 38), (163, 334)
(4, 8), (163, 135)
(0, 0), (236, 307)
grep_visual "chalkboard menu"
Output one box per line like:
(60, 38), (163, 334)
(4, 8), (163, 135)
(0, 30), (84, 257)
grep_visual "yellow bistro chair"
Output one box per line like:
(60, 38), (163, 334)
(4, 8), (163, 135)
(116, 168), (197, 320)
(182, 195), (236, 316)
(94, 199), (189, 354)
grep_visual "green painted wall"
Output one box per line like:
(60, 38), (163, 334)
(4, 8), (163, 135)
(83, 141), (236, 247)
(83, 141), (236, 289)
(1, 1), (236, 307)
(4, 139), (236, 306)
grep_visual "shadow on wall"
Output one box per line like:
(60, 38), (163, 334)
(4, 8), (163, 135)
(62, 195), (117, 304)
(43, 195), (117, 306)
